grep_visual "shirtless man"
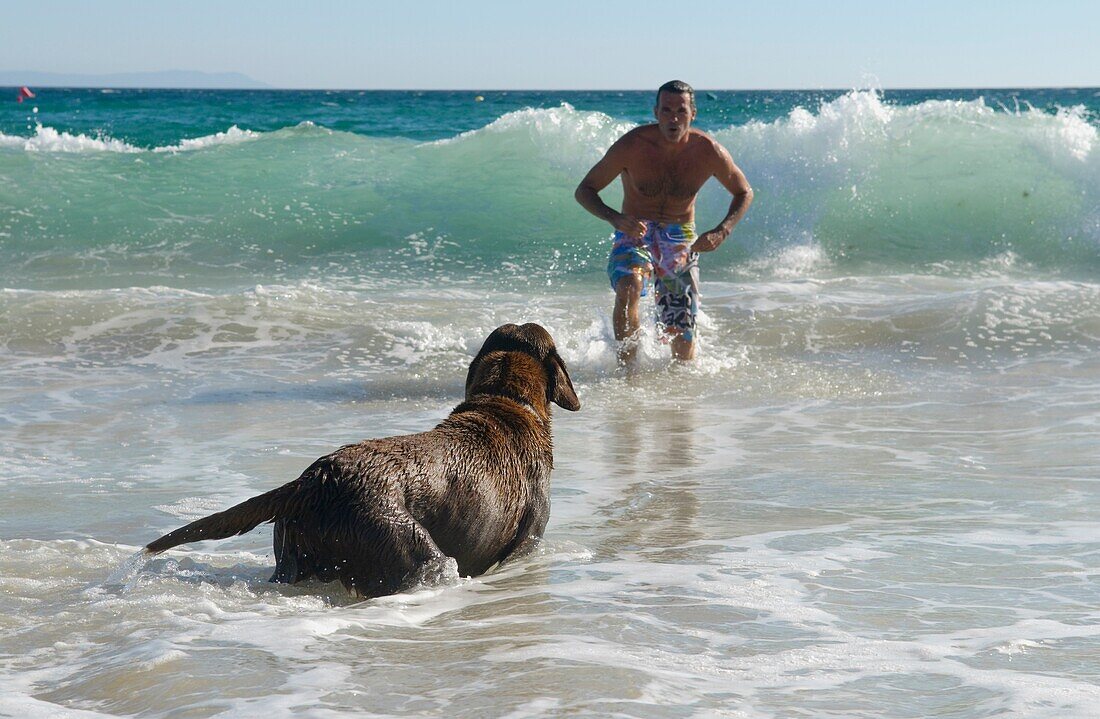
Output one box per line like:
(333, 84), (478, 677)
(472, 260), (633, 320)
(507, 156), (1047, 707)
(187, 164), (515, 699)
(575, 80), (753, 363)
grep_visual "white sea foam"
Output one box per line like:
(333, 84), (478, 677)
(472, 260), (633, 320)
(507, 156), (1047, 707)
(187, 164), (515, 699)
(745, 241), (832, 279)
(0, 124), (141, 153)
(152, 124), (261, 153)
(5, 309), (1100, 717)
(0, 123), (261, 154)
(1013, 103), (1096, 163)
(430, 103), (636, 170)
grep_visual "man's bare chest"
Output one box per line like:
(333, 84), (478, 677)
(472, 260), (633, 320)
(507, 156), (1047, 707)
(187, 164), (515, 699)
(623, 151), (708, 200)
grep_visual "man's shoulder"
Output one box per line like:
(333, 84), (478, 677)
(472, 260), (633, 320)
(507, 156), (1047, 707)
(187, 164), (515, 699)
(687, 128), (722, 149)
(618, 124), (660, 145)
(607, 124), (659, 158)
(687, 129), (732, 163)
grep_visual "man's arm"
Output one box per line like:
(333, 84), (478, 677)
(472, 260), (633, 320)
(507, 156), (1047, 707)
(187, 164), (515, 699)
(574, 137), (647, 240)
(691, 141), (753, 253)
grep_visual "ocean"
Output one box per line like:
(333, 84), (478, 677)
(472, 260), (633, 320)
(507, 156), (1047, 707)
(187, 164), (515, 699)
(1, 86), (1099, 717)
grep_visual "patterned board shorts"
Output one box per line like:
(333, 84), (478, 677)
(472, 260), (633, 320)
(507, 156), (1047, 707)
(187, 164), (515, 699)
(607, 221), (700, 342)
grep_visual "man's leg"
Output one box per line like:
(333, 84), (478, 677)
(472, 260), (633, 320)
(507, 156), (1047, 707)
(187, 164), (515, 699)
(656, 282), (698, 362)
(613, 272), (644, 366)
(658, 245), (700, 363)
(671, 334), (695, 361)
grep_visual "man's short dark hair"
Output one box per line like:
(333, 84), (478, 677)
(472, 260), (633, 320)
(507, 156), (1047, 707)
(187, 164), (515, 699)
(656, 80), (696, 111)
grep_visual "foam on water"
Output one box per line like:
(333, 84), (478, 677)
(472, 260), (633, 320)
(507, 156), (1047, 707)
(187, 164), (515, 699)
(435, 103), (635, 168)
(60, 495), (1081, 715)
(714, 91), (1099, 273)
(0, 124), (142, 153)
(151, 124), (261, 153)
(0, 123), (262, 154)
(4, 337), (1100, 717)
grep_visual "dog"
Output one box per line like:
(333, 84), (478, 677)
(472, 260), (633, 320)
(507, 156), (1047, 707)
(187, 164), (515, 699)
(144, 323), (580, 598)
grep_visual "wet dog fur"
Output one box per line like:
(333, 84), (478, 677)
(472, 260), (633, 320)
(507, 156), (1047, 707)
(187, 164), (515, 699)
(144, 323), (580, 598)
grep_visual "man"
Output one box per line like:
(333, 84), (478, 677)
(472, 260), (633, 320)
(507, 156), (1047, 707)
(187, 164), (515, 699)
(575, 80), (753, 364)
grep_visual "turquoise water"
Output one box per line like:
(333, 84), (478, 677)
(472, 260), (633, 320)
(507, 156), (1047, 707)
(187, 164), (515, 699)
(2, 87), (1098, 290)
(2, 87), (1100, 718)
(3, 87), (1095, 144)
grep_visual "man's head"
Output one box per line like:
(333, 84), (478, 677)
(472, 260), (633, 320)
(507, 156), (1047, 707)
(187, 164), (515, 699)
(654, 80), (697, 143)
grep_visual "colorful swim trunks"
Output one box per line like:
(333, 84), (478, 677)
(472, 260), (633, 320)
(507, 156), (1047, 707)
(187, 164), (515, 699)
(607, 221), (700, 341)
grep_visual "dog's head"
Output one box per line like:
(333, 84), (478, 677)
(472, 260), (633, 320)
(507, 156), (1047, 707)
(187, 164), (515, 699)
(464, 323), (580, 412)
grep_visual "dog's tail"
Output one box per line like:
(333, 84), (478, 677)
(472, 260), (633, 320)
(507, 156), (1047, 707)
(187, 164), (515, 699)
(145, 483), (296, 555)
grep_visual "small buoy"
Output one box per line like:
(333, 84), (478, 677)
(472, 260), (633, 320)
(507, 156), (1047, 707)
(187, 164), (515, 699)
(475, 95), (484, 102)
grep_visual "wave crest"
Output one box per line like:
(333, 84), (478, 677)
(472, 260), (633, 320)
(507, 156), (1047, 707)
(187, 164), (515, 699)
(430, 103), (636, 170)
(0, 124), (141, 153)
(2, 91), (1098, 285)
(152, 125), (262, 153)
(0, 123), (263, 154)
(709, 90), (1099, 271)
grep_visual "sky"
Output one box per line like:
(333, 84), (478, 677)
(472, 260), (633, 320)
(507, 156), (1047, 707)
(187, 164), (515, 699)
(2, 0), (1097, 90)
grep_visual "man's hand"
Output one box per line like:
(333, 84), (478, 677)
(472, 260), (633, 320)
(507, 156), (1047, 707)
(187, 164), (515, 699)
(613, 214), (648, 241)
(691, 229), (727, 253)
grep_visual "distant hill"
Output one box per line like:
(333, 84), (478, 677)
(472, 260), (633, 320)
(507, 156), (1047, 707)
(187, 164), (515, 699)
(0, 70), (270, 89)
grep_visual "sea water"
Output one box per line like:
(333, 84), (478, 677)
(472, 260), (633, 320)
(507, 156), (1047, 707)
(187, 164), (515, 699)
(1, 87), (1099, 717)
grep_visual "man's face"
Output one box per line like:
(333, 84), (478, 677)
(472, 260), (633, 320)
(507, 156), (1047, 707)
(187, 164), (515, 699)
(654, 91), (696, 142)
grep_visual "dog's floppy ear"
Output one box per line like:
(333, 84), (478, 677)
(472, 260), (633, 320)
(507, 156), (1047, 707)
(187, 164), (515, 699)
(547, 350), (580, 411)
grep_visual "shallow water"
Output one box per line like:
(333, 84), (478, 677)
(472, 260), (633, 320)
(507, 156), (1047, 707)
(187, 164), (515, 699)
(3, 277), (1100, 717)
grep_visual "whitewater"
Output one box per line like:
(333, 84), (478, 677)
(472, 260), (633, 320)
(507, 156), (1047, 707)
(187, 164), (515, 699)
(1, 87), (1099, 717)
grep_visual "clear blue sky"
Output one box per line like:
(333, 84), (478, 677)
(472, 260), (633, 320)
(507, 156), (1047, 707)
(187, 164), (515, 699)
(3, 0), (1097, 89)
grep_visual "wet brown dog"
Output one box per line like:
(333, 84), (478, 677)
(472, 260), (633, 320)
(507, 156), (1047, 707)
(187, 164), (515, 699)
(145, 323), (580, 598)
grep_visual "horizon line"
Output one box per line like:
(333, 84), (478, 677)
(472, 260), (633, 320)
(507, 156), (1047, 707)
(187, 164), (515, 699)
(5, 84), (1099, 92)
